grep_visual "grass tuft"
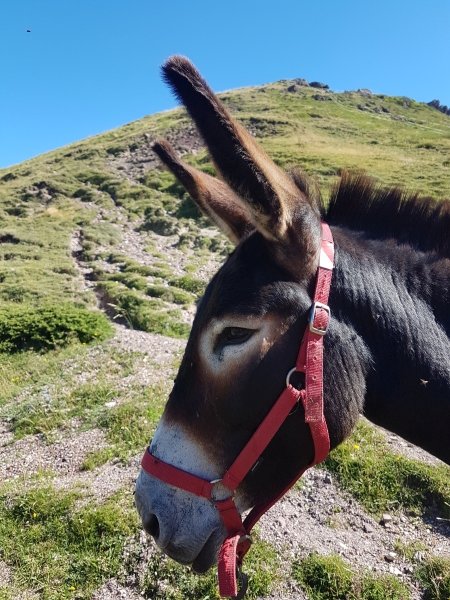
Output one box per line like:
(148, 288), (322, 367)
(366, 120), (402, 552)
(0, 485), (137, 599)
(325, 421), (450, 518)
(292, 553), (411, 600)
(415, 556), (450, 600)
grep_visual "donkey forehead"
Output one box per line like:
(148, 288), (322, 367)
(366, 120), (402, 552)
(196, 233), (301, 323)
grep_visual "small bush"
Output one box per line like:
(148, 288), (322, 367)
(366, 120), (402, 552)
(147, 284), (194, 305)
(97, 281), (190, 338)
(104, 272), (148, 291)
(169, 275), (205, 296)
(141, 213), (178, 236)
(0, 303), (112, 353)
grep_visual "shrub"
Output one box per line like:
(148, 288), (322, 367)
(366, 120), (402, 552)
(97, 281), (190, 338)
(0, 303), (112, 353)
(169, 275), (205, 295)
(147, 284), (194, 305)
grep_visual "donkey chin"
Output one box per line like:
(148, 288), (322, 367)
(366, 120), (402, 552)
(135, 469), (248, 573)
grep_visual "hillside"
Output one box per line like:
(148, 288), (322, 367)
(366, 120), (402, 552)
(0, 79), (449, 600)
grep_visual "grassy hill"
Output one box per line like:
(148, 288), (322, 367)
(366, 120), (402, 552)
(1, 81), (449, 344)
(0, 80), (449, 600)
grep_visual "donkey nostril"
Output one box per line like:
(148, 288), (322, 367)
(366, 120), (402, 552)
(144, 514), (160, 539)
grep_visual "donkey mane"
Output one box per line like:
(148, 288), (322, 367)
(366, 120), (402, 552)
(324, 171), (450, 258)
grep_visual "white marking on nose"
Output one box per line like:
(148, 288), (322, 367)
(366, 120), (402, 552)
(150, 416), (222, 481)
(147, 416), (249, 510)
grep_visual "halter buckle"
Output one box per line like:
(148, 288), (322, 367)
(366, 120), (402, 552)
(210, 479), (234, 502)
(309, 301), (330, 335)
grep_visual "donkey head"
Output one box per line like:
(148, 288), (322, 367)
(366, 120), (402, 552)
(135, 57), (354, 573)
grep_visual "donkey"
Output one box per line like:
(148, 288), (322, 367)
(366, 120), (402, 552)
(135, 56), (450, 592)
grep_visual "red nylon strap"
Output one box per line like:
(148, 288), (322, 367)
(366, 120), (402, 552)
(218, 535), (241, 597)
(218, 223), (334, 596)
(141, 452), (214, 499)
(221, 385), (301, 491)
(303, 222), (333, 425)
(218, 534), (252, 597)
(215, 498), (246, 534)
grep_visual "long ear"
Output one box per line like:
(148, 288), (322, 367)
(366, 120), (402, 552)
(161, 56), (321, 260)
(152, 139), (252, 244)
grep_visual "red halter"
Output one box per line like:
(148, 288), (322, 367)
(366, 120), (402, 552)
(141, 223), (334, 598)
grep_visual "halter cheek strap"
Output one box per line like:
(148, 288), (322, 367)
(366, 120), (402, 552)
(141, 223), (334, 598)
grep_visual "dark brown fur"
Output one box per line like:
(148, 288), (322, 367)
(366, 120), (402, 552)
(327, 171), (450, 257)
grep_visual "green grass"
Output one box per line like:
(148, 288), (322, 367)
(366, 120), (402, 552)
(139, 534), (279, 600)
(7, 381), (119, 438)
(0, 484), (137, 600)
(0, 343), (143, 437)
(0, 341), (138, 408)
(97, 280), (190, 338)
(292, 553), (411, 600)
(325, 420), (450, 518)
(415, 556), (450, 600)
(92, 383), (169, 463)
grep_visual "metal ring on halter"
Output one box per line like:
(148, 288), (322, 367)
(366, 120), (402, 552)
(286, 367), (299, 387)
(286, 368), (302, 415)
(209, 478), (234, 503)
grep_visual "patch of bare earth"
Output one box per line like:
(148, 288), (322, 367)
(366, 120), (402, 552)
(54, 456), (140, 504)
(257, 467), (449, 600)
(92, 579), (142, 600)
(107, 126), (204, 183)
(108, 323), (185, 387)
(0, 426), (107, 482)
(0, 559), (11, 586)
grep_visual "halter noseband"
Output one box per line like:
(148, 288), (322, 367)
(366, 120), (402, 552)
(141, 223), (334, 598)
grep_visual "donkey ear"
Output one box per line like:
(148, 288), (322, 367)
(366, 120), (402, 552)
(152, 139), (253, 244)
(161, 56), (320, 256)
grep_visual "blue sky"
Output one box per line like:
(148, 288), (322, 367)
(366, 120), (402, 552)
(1, 0), (449, 168)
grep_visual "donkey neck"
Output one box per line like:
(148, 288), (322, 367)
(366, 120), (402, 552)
(330, 227), (450, 463)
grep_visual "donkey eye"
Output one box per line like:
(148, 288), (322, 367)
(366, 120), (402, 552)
(215, 327), (255, 351)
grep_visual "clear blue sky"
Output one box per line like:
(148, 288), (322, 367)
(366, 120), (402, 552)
(1, 0), (449, 168)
